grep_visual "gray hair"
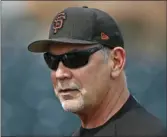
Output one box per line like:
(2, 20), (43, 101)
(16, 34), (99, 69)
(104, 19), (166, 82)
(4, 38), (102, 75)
(100, 46), (111, 63)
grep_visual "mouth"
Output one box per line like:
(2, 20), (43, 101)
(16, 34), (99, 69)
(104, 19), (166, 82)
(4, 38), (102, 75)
(58, 89), (80, 100)
(59, 89), (78, 93)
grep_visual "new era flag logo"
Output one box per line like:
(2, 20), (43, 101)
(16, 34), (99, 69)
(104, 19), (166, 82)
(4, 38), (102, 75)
(101, 32), (109, 40)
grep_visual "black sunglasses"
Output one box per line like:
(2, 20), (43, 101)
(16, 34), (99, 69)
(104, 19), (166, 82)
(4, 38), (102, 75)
(43, 46), (103, 70)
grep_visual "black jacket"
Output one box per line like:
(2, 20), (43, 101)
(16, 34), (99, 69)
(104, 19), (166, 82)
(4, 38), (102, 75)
(72, 95), (166, 137)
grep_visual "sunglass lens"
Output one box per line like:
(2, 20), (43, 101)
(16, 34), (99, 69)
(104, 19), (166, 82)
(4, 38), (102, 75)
(44, 53), (59, 70)
(63, 53), (89, 69)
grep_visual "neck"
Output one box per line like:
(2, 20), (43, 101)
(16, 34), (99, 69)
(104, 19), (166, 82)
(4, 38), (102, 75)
(76, 76), (130, 129)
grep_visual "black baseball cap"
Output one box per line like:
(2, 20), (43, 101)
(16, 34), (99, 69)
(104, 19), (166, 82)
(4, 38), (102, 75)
(28, 6), (124, 53)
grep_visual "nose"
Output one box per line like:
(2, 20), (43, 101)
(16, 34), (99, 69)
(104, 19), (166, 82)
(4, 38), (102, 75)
(52, 62), (72, 80)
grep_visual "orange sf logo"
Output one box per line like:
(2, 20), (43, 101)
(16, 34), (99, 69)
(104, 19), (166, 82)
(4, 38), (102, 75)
(53, 12), (66, 34)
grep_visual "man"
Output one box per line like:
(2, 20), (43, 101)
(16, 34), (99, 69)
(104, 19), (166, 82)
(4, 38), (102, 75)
(28, 6), (166, 137)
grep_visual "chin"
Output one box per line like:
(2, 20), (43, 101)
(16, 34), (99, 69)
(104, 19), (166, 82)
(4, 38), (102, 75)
(61, 99), (84, 113)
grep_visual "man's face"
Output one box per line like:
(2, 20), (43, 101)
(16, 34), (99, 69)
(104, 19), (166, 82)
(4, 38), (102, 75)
(48, 43), (111, 113)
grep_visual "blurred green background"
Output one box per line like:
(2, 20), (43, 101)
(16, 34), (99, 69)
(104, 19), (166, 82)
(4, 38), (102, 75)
(1, 1), (166, 136)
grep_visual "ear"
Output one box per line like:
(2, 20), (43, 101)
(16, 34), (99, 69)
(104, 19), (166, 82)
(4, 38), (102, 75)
(110, 47), (126, 78)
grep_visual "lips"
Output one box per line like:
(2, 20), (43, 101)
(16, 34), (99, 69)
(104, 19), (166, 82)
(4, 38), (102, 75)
(60, 89), (77, 93)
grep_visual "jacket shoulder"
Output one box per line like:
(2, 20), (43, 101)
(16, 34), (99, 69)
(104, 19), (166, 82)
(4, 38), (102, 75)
(116, 104), (166, 136)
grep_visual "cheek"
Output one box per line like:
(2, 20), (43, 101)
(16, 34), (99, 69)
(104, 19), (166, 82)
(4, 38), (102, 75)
(73, 66), (96, 88)
(73, 60), (109, 95)
(50, 71), (57, 88)
(84, 63), (108, 85)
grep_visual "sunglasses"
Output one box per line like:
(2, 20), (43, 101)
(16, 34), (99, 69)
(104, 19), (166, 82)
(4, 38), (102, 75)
(43, 45), (103, 70)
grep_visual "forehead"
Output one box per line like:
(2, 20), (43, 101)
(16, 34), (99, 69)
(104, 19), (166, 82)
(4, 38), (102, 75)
(49, 43), (94, 54)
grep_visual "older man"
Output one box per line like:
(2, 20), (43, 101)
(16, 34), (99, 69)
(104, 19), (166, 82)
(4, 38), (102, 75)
(28, 6), (166, 137)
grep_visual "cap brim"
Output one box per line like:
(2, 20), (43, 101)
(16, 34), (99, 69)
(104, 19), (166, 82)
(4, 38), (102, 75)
(28, 38), (98, 53)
